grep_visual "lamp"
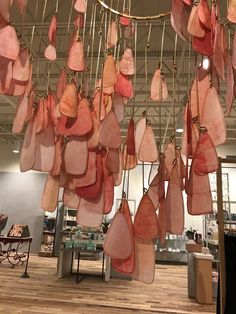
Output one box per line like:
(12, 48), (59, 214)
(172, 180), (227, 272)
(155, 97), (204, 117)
(12, 141), (21, 153)
(202, 56), (210, 70)
(176, 108), (184, 133)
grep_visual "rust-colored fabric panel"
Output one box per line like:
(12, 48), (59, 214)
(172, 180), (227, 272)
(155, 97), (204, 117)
(134, 194), (158, 241)
(113, 93), (125, 122)
(106, 148), (120, 174)
(213, 22), (225, 81)
(126, 118), (136, 155)
(198, 0), (211, 30)
(132, 237), (155, 284)
(35, 97), (49, 134)
(12, 92), (28, 134)
(12, 47), (30, 82)
(50, 136), (63, 176)
(192, 28), (213, 56)
(165, 167), (184, 235)
(113, 148), (123, 186)
(64, 136), (88, 175)
(99, 111), (121, 149)
(102, 54), (117, 94)
(226, 57), (234, 115)
(135, 116), (146, 154)
(20, 116), (36, 172)
(157, 199), (167, 244)
(77, 191), (104, 228)
(0, 56), (12, 93)
(193, 131), (219, 175)
(33, 120), (55, 172)
(93, 90), (106, 121)
(120, 48), (135, 76)
(75, 151), (103, 200)
(63, 188), (80, 209)
(59, 83), (78, 118)
(104, 211), (133, 259)
(41, 174), (60, 212)
(87, 110), (100, 149)
(0, 25), (20, 60)
(112, 199), (135, 274)
(122, 143), (138, 170)
(56, 69), (67, 100)
(114, 72), (133, 98)
(48, 14), (57, 46)
(67, 40), (85, 72)
(187, 6), (205, 38)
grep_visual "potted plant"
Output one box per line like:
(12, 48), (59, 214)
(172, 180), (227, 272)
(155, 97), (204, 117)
(102, 217), (112, 234)
(185, 227), (197, 240)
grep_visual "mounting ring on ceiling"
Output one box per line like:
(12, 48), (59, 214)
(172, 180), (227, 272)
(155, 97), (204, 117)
(96, 0), (171, 20)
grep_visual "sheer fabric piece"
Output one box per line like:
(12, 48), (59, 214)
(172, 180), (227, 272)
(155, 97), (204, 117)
(12, 92), (28, 134)
(122, 143), (138, 170)
(138, 125), (158, 163)
(165, 167), (184, 235)
(113, 93), (125, 122)
(99, 111), (121, 149)
(41, 174), (60, 212)
(106, 148), (120, 174)
(104, 212), (133, 259)
(213, 22), (225, 81)
(133, 237), (155, 284)
(187, 5), (205, 38)
(134, 194), (158, 240)
(20, 116), (36, 172)
(192, 29), (214, 56)
(59, 83), (78, 118)
(64, 136), (88, 175)
(74, 0), (87, 13)
(102, 55), (117, 94)
(126, 118), (136, 155)
(119, 48), (135, 76)
(56, 69), (67, 100)
(107, 21), (118, 49)
(50, 136), (62, 176)
(12, 48), (30, 82)
(150, 68), (168, 101)
(201, 87), (226, 146)
(135, 116), (146, 154)
(67, 40), (85, 72)
(115, 72), (133, 98)
(226, 57), (234, 115)
(228, 0), (236, 23)
(63, 188), (80, 209)
(87, 110), (100, 149)
(113, 149), (123, 186)
(198, 0), (211, 30)
(193, 131), (219, 175)
(0, 25), (20, 60)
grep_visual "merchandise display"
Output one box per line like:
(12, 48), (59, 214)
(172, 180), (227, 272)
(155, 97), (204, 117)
(0, 1), (236, 313)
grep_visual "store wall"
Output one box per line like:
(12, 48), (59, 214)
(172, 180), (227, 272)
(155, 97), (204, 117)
(0, 142), (46, 252)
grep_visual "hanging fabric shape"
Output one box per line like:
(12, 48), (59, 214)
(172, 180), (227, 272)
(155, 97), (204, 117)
(226, 57), (234, 116)
(67, 39), (85, 72)
(193, 131), (219, 175)
(135, 116), (146, 155)
(56, 68), (67, 100)
(171, 0), (190, 41)
(104, 94), (112, 115)
(47, 92), (58, 128)
(74, 0), (87, 13)
(228, 0), (236, 23)
(41, 174), (60, 212)
(102, 152), (114, 214)
(163, 142), (176, 180)
(119, 9), (130, 26)
(187, 160), (213, 215)
(150, 68), (168, 102)
(50, 136), (63, 176)
(104, 211), (133, 259)
(106, 148), (120, 174)
(126, 118), (136, 156)
(107, 21), (118, 49)
(198, 0), (211, 30)
(138, 124), (158, 163)
(87, 110), (100, 149)
(57, 98), (92, 136)
(221, 24), (228, 65)
(102, 54), (117, 95)
(26, 62), (32, 96)
(59, 82), (78, 118)
(5, 77), (26, 96)
(190, 74), (210, 120)
(132, 237), (155, 284)
(33, 120), (55, 172)
(165, 167), (184, 235)
(187, 5), (205, 38)
(0, 25), (20, 60)
(70, 151), (97, 188)
(124, 21), (135, 40)
(201, 87), (226, 146)
(12, 48), (30, 82)
(75, 151), (103, 200)
(119, 47), (135, 76)
(0, 56), (12, 93)
(20, 116), (36, 172)
(44, 44), (56, 61)
(192, 29), (214, 56)
(232, 31), (236, 70)
(134, 194), (158, 241)
(122, 143), (138, 170)
(64, 136), (88, 175)
(25, 90), (35, 124)
(114, 72), (133, 98)
(12, 92), (28, 134)
(113, 93), (125, 122)
(0, 0), (11, 23)
(15, 0), (27, 15)
(147, 159), (164, 210)
(113, 149), (123, 186)
(157, 199), (167, 244)
(213, 22), (225, 81)
(93, 90), (106, 121)
(99, 111), (121, 149)
(63, 187), (80, 209)
(112, 198), (135, 274)
(35, 97), (48, 134)
(77, 186), (104, 228)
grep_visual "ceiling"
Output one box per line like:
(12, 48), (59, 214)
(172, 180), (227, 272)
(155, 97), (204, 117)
(0, 0), (235, 154)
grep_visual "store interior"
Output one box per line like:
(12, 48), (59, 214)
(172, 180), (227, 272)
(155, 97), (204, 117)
(0, 0), (236, 313)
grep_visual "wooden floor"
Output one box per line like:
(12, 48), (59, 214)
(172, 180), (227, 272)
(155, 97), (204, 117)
(0, 255), (216, 314)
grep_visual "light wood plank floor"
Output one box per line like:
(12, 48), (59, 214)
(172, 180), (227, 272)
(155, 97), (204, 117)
(0, 255), (216, 314)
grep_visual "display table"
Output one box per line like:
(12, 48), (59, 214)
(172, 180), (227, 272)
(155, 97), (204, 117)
(57, 243), (111, 282)
(0, 235), (32, 278)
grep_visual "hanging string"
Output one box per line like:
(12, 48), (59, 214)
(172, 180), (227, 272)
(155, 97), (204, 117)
(172, 34), (178, 137)
(89, 4), (98, 84)
(131, 21), (137, 118)
(65, 0), (74, 54)
(113, 0), (120, 60)
(55, 0), (59, 13)
(142, 162), (145, 194)
(46, 62), (52, 93)
(145, 22), (152, 111)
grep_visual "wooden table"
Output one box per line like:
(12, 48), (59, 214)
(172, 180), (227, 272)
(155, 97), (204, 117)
(0, 235), (32, 278)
